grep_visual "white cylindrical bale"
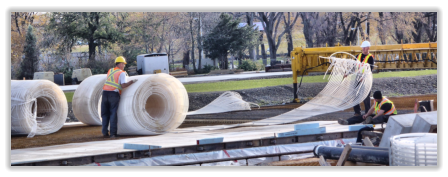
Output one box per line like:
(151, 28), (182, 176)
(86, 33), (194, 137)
(11, 80), (68, 137)
(72, 74), (107, 125)
(118, 73), (189, 135)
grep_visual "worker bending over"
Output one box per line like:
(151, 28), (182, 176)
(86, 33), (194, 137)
(338, 91), (397, 125)
(101, 56), (136, 138)
(344, 41), (375, 116)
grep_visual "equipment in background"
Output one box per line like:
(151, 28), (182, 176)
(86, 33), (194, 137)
(71, 68), (92, 85)
(290, 42), (437, 103)
(136, 53), (169, 75)
(33, 72), (54, 82)
(54, 73), (65, 86)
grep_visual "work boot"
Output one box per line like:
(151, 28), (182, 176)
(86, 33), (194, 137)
(354, 113), (361, 116)
(338, 118), (349, 125)
(110, 135), (118, 139)
(103, 134), (110, 138)
(363, 116), (373, 124)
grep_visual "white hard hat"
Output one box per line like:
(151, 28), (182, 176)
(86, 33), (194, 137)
(360, 41), (371, 48)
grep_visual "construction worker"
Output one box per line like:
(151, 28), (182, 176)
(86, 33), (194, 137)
(101, 56), (136, 138)
(338, 91), (397, 125)
(344, 41), (375, 116)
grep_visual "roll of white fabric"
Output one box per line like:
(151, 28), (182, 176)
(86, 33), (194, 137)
(117, 73), (189, 135)
(73, 73), (189, 135)
(11, 80), (68, 137)
(72, 74), (106, 126)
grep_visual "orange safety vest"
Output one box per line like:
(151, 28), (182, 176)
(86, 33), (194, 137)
(103, 67), (125, 94)
(357, 53), (372, 74)
(374, 97), (397, 115)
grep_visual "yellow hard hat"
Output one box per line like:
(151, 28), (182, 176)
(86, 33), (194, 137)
(115, 56), (127, 64)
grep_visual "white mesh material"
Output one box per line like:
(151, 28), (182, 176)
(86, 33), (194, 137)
(187, 91), (259, 115)
(11, 80), (68, 137)
(174, 53), (373, 133)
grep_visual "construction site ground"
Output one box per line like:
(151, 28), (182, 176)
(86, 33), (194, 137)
(11, 94), (436, 150)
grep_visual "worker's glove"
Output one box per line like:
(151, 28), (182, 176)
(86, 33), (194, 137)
(132, 79), (138, 83)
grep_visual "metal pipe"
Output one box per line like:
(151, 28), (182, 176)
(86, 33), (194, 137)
(350, 145), (389, 151)
(313, 145), (389, 165)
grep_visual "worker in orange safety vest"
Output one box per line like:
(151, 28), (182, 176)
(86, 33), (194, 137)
(101, 56), (136, 138)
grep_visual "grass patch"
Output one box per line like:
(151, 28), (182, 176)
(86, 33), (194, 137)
(65, 92), (74, 103)
(185, 70), (437, 93)
(72, 45), (89, 53)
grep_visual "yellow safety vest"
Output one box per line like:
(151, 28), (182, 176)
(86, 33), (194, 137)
(103, 67), (125, 94)
(357, 53), (371, 74)
(374, 97), (397, 115)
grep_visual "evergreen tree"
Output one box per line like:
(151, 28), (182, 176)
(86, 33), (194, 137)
(20, 25), (38, 79)
(203, 13), (259, 69)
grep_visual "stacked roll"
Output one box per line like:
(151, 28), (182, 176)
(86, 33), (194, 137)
(11, 80), (68, 137)
(72, 73), (189, 135)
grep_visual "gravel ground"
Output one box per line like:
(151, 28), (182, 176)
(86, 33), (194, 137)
(188, 74), (437, 111)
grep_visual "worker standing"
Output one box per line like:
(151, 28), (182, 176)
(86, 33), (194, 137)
(344, 41), (375, 116)
(338, 91), (397, 125)
(101, 56), (135, 138)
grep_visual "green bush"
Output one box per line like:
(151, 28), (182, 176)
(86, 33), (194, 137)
(202, 64), (219, 73)
(238, 59), (257, 71)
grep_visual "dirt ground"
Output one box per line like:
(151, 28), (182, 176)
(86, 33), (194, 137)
(11, 94), (436, 150)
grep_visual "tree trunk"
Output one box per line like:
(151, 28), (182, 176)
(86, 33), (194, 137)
(285, 29), (293, 57)
(260, 33), (267, 65)
(198, 14), (202, 72)
(183, 50), (190, 69)
(246, 12), (256, 61)
(266, 34), (277, 64)
(189, 17), (196, 72)
(88, 38), (96, 63)
(256, 44), (259, 60)
(378, 12), (386, 44)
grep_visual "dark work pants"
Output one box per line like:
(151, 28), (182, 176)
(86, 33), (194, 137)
(356, 126), (375, 143)
(346, 114), (390, 125)
(354, 88), (371, 114)
(101, 91), (120, 136)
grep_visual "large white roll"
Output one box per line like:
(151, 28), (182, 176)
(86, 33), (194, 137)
(72, 73), (189, 135)
(11, 80), (68, 137)
(117, 73), (189, 135)
(390, 133), (437, 166)
(72, 74), (107, 125)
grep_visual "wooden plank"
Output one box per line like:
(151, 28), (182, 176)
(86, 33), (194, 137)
(319, 155), (331, 166)
(363, 137), (374, 147)
(336, 144), (352, 166)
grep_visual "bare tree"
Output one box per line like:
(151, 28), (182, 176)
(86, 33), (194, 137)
(424, 12), (437, 42)
(300, 12), (319, 48)
(339, 12), (371, 46)
(282, 12), (299, 56)
(256, 12), (285, 64)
